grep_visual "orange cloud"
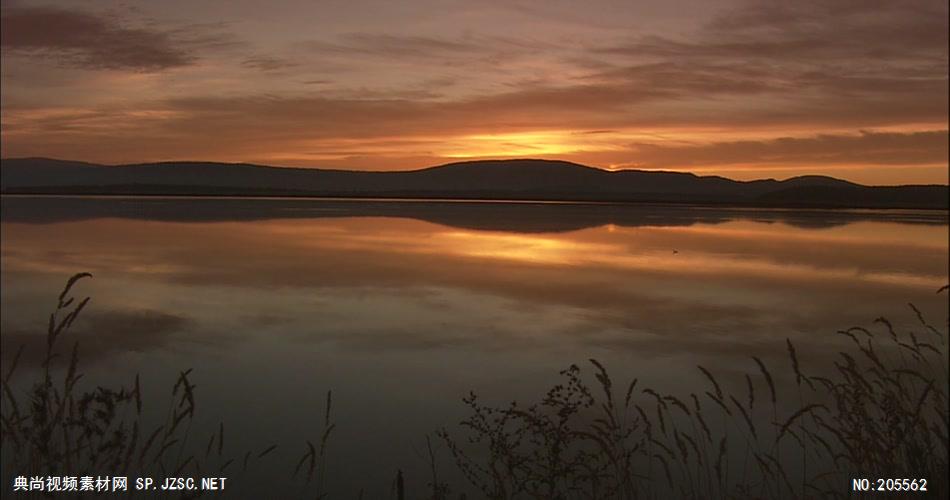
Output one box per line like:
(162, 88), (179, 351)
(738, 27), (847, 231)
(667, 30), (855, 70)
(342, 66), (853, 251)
(1, 0), (947, 184)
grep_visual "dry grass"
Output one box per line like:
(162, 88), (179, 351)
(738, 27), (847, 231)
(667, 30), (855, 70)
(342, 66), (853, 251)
(0, 273), (334, 499)
(440, 287), (949, 499)
(2, 274), (946, 499)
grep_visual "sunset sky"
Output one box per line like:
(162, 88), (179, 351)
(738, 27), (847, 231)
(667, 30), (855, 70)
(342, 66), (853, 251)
(1, 0), (947, 184)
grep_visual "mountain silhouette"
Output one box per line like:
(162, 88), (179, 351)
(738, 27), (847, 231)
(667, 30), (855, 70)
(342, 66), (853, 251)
(1, 157), (946, 209)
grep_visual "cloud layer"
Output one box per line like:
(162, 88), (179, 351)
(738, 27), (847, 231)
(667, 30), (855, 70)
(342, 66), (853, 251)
(0, 5), (223, 70)
(1, 0), (947, 183)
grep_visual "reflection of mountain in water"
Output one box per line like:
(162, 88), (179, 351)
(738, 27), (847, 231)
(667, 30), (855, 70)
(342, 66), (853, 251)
(2, 196), (947, 233)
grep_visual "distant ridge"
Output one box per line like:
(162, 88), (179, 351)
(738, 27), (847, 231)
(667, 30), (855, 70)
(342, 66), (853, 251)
(1, 157), (946, 209)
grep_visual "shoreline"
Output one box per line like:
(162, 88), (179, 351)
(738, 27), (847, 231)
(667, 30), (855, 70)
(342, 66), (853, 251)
(2, 191), (948, 212)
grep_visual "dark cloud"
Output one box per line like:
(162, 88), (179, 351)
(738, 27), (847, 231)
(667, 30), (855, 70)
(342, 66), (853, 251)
(604, 1), (947, 64)
(708, 0), (947, 59)
(295, 32), (557, 75)
(241, 54), (300, 72)
(300, 33), (553, 60)
(148, 83), (941, 147)
(148, 85), (652, 143)
(0, 6), (233, 71)
(588, 61), (778, 95)
(303, 33), (486, 59)
(301, 79), (333, 85)
(585, 0), (949, 125)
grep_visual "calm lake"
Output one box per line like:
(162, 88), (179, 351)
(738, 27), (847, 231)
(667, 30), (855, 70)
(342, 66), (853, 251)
(1, 196), (948, 497)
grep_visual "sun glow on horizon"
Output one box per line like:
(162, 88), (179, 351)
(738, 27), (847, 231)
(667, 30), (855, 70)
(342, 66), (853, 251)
(442, 131), (593, 159)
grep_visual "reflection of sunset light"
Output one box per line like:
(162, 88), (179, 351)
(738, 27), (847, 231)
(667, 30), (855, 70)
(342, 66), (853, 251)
(650, 220), (950, 249)
(439, 231), (606, 264)
(4, 216), (945, 291)
(426, 227), (947, 289)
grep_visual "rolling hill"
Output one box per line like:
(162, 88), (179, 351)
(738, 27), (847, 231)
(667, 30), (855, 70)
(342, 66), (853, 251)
(1, 157), (946, 209)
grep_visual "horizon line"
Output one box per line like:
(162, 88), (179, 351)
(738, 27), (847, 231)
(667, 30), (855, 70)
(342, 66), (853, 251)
(3, 156), (948, 188)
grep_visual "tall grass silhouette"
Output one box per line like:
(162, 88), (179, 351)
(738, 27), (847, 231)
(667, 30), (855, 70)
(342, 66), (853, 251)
(0, 273), (334, 499)
(439, 287), (949, 499)
(2, 274), (946, 498)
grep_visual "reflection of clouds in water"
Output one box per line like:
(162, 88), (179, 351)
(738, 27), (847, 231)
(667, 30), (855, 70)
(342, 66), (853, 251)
(6, 197), (947, 232)
(1, 309), (191, 367)
(2, 202), (945, 500)
(0, 210), (946, 370)
(3, 217), (947, 293)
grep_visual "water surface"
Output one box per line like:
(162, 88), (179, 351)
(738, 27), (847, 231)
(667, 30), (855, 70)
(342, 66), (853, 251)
(2, 196), (947, 496)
